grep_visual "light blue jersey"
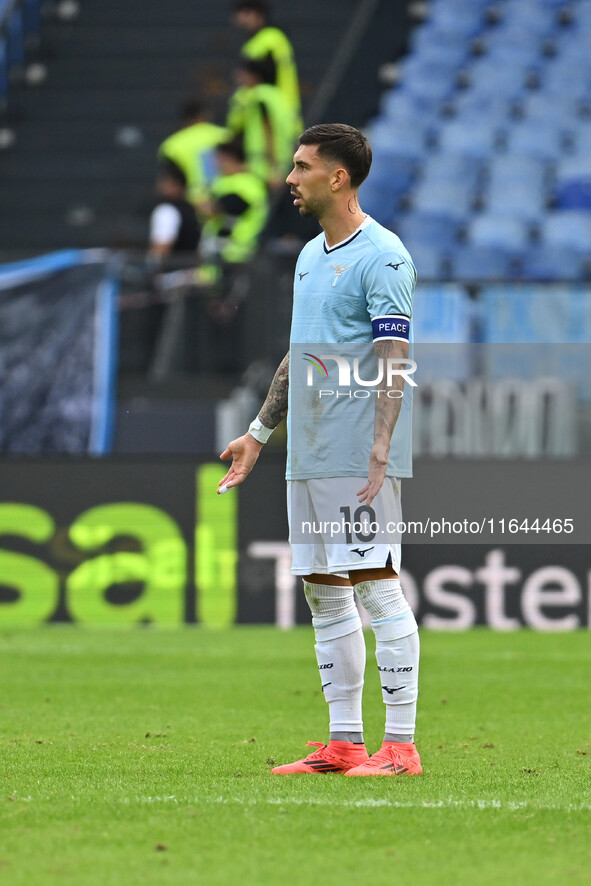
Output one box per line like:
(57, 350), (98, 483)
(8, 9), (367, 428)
(287, 217), (417, 480)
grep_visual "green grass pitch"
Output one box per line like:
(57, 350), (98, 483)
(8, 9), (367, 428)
(1, 627), (590, 885)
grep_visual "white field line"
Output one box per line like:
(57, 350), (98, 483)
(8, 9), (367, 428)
(117, 795), (591, 812)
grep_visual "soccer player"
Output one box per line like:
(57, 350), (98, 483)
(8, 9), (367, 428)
(218, 124), (421, 777)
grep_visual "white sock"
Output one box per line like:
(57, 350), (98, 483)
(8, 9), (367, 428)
(303, 581), (365, 736)
(354, 577), (419, 740)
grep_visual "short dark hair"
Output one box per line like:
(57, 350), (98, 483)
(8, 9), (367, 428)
(233, 0), (268, 15)
(216, 136), (246, 163)
(157, 159), (187, 188)
(179, 99), (206, 124)
(297, 123), (372, 189)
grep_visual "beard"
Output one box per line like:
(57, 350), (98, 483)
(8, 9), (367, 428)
(297, 195), (326, 219)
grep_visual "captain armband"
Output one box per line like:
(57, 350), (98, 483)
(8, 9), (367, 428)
(371, 315), (410, 343)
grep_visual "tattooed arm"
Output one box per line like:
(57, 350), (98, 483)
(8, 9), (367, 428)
(257, 351), (290, 428)
(218, 352), (289, 492)
(357, 339), (407, 507)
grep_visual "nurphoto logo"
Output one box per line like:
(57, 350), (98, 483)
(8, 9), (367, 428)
(303, 352), (418, 399)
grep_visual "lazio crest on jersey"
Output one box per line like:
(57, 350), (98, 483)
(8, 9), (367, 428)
(287, 217), (417, 481)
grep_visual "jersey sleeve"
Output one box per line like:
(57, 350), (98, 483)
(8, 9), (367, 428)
(362, 251), (416, 340)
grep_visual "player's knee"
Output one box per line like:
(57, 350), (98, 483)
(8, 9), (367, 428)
(303, 580), (361, 640)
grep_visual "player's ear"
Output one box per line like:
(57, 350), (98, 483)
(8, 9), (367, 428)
(331, 167), (349, 192)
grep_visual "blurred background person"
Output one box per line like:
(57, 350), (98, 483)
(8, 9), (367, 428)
(232, 0), (302, 139)
(148, 160), (201, 264)
(201, 137), (269, 265)
(158, 100), (229, 216)
(227, 58), (293, 190)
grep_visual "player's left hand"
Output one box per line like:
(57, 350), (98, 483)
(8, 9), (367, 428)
(357, 443), (388, 506)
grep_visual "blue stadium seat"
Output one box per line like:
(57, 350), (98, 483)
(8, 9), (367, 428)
(517, 246), (585, 281)
(419, 152), (483, 192)
(485, 180), (545, 222)
(359, 156), (416, 224)
(402, 41), (467, 72)
(427, 3), (486, 39)
(450, 246), (516, 281)
(379, 89), (440, 124)
(554, 156), (591, 209)
(366, 118), (428, 161)
(521, 93), (584, 126)
(401, 67), (459, 103)
(411, 178), (474, 222)
(409, 24), (469, 57)
(402, 242), (447, 281)
(451, 92), (514, 122)
(571, 123), (591, 157)
(400, 53), (464, 84)
(395, 212), (462, 252)
(500, 4), (556, 36)
(540, 211), (591, 252)
(467, 59), (535, 99)
(467, 214), (530, 251)
(555, 181), (591, 210)
(506, 121), (566, 161)
(486, 154), (547, 192)
(438, 118), (503, 159)
(542, 60), (591, 100)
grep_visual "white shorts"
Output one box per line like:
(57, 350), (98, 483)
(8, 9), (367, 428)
(287, 476), (402, 577)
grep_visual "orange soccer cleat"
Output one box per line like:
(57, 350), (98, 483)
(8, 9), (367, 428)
(271, 740), (369, 774)
(345, 741), (422, 776)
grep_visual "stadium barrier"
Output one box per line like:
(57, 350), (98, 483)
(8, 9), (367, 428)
(0, 455), (589, 630)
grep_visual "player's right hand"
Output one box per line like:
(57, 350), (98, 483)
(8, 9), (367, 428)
(217, 433), (263, 493)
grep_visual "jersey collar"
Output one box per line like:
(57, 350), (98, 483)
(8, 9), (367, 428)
(323, 215), (372, 254)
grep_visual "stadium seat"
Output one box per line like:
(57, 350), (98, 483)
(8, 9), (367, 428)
(467, 58), (538, 98)
(411, 179), (474, 222)
(485, 180), (546, 222)
(437, 118), (503, 159)
(554, 156), (591, 209)
(499, 4), (556, 36)
(451, 92), (515, 123)
(467, 214), (530, 251)
(419, 152), (483, 192)
(395, 212), (462, 252)
(399, 53), (464, 84)
(379, 89), (440, 125)
(486, 154), (547, 192)
(359, 156), (416, 225)
(426, 3), (486, 39)
(409, 24), (470, 58)
(571, 123), (591, 157)
(506, 120), (567, 161)
(401, 41), (467, 72)
(517, 245), (586, 281)
(521, 93), (585, 126)
(366, 118), (428, 161)
(401, 67), (459, 103)
(402, 242), (447, 281)
(450, 245), (516, 281)
(542, 60), (591, 100)
(539, 211), (591, 253)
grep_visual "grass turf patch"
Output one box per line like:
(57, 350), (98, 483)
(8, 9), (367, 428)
(1, 627), (590, 885)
